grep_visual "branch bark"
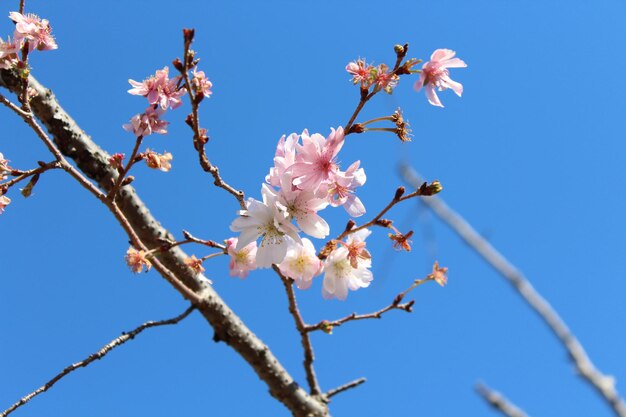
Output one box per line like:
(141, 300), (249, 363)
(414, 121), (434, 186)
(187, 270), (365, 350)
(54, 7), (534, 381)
(1, 68), (328, 417)
(399, 164), (626, 417)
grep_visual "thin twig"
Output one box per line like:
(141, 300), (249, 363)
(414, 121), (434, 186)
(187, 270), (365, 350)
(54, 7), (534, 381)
(325, 377), (367, 400)
(344, 43), (408, 134)
(107, 135), (143, 200)
(319, 183), (437, 258)
(177, 30), (246, 209)
(1, 306), (195, 417)
(400, 163), (626, 417)
(274, 266), (322, 395)
(1, 161), (60, 189)
(306, 276), (435, 332)
(475, 382), (528, 417)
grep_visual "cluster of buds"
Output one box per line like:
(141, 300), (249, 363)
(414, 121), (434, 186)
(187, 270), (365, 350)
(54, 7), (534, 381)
(0, 12), (57, 70)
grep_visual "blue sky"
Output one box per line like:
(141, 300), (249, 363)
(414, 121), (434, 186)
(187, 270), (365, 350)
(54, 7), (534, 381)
(2, 0), (626, 416)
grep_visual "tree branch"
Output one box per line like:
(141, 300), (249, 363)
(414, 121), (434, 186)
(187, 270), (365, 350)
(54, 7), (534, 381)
(324, 378), (367, 400)
(1, 306), (195, 417)
(475, 382), (528, 417)
(399, 163), (626, 417)
(275, 266), (322, 396)
(1, 68), (328, 417)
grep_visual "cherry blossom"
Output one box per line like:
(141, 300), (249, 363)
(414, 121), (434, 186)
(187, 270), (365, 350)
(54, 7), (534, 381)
(0, 195), (11, 214)
(266, 133), (297, 188)
(230, 184), (302, 268)
(322, 229), (373, 300)
(291, 127), (345, 193)
(225, 237), (258, 278)
(9, 12), (57, 52)
(191, 68), (213, 97)
(346, 59), (372, 86)
(414, 49), (466, 107)
(374, 63), (399, 94)
(144, 149), (173, 172)
(278, 238), (323, 290)
(0, 37), (18, 69)
(429, 261), (448, 286)
(0, 152), (10, 180)
(125, 247), (152, 273)
(324, 160), (366, 217)
(123, 107), (169, 137)
(273, 172), (330, 239)
(128, 67), (186, 110)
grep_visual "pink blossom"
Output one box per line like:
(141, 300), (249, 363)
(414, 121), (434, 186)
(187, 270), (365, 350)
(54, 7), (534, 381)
(123, 106), (169, 137)
(278, 238), (323, 290)
(414, 49), (466, 107)
(128, 67), (186, 110)
(273, 172), (330, 239)
(0, 36), (18, 59)
(322, 229), (373, 300)
(266, 133), (298, 188)
(225, 237), (258, 278)
(9, 12), (57, 52)
(324, 160), (366, 217)
(0, 195), (11, 214)
(346, 59), (372, 86)
(374, 63), (398, 94)
(191, 68), (213, 97)
(429, 261), (448, 287)
(0, 152), (10, 180)
(291, 127), (345, 193)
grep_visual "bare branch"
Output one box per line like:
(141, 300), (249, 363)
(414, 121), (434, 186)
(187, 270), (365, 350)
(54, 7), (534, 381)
(400, 163), (626, 417)
(306, 275), (437, 333)
(325, 378), (367, 400)
(475, 382), (528, 417)
(275, 266), (322, 396)
(1, 306), (195, 417)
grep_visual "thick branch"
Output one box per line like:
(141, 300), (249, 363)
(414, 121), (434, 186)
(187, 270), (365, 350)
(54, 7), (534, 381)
(1, 69), (327, 417)
(1, 306), (195, 417)
(399, 164), (626, 417)
(475, 382), (528, 417)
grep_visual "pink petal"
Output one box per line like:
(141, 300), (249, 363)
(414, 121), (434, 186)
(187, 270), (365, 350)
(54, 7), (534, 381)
(441, 57), (467, 69)
(413, 73), (426, 92)
(441, 76), (464, 96)
(430, 49), (456, 63)
(425, 85), (443, 107)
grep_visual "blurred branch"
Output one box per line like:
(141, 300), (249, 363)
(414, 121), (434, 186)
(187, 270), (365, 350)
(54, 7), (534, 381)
(1, 306), (195, 417)
(399, 163), (626, 417)
(475, 382), (528, 417)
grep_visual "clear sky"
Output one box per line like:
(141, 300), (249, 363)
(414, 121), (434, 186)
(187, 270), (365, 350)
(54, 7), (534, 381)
(2, 1), (626, 416)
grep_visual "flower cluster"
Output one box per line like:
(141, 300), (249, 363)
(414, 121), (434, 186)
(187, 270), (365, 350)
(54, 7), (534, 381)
(346, 59), (399, 94)
(346, 49), (466, 107)
(0, 12), (57, 69)
(229, 127), (372, 300)
(125, 247), (152, 273)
